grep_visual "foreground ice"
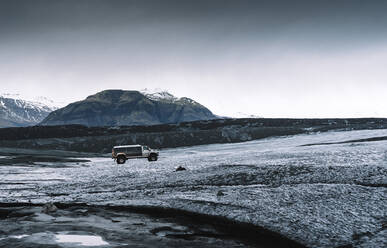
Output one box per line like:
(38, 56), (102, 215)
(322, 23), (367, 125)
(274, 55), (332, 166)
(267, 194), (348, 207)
(1, 129), (387, 247)
(0, 206), (253, 247)
(55, 233), (109, 246)
(1, 233), (109, 247)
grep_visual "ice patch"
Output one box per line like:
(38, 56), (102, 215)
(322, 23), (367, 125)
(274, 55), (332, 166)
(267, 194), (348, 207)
(0, 232), (110, 247)
(55, 234), (109, 246)
(10, 234), (29, 239)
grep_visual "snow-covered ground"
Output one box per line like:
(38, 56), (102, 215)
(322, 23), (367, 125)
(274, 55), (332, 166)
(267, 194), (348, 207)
(1, 129), (386, 247)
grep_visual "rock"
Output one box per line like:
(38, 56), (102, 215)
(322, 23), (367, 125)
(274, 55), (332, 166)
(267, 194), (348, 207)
(217, 190), (225, 197)
(175, 166), (186, 172)
(42, 203), (58, 214)
(74, 209), (88, 216)
(132, 222), (145, 226)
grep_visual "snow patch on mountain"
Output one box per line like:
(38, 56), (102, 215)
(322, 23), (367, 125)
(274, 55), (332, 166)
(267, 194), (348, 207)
(141, 89), (259, 116)
(141, 88), (178, 102)
(153, 92), (175, 100)
(140, 88), (202, 106)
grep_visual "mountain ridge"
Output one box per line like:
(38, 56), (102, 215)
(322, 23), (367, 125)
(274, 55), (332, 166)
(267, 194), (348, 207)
(40, 89), (217, 127)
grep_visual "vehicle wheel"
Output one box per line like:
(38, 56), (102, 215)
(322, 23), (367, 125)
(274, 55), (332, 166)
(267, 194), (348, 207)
(117, 156), (126, 164)
(148, 154), (158, 162)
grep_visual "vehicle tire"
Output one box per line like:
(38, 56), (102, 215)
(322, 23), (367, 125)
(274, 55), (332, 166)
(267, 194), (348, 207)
(117, 156), (126, 164)
(148, 154), (158, 162)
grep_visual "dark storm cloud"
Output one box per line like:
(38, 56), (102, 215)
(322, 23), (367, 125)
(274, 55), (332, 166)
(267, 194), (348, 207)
(1, 0), (387, 56)
(1, 0), (387, 117)
(2, 0), (387, 40)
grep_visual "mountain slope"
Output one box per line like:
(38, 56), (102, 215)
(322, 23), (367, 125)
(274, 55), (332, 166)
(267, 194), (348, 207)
(0, 95), (57, 128)
(40, 90), (217, 127)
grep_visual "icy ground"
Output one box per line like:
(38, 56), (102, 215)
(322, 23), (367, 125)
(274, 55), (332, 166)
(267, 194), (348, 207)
(1, 129), (387, 247)
(0, 205), (254, 248)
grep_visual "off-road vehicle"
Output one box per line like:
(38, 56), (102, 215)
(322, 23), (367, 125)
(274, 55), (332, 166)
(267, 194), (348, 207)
(112, 145), (159, 164)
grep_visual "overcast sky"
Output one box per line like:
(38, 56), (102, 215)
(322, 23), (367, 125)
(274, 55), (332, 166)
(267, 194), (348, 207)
(1, 0), (387, 118)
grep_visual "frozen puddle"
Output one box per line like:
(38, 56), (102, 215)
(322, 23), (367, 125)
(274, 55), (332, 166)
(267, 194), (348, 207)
(0, 235), (29, 240)
(0, 232), (110, 247)
(56, 233), (109, 246)
(10, 235), (29, 239)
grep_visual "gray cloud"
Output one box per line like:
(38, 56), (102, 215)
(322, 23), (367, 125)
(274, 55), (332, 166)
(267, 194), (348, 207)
(1, 0), (387, 117)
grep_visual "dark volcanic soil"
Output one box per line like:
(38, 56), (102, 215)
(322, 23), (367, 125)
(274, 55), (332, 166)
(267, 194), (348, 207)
(1, 118), (387, 153)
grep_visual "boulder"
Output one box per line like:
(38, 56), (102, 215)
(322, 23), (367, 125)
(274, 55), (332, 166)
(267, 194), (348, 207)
(42, 203), (58, 214)
(175, 166), (187, 172)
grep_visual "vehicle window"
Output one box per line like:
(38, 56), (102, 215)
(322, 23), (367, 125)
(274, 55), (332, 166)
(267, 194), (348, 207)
(125, 147), (142, 156)
(115, 148), (125, 153)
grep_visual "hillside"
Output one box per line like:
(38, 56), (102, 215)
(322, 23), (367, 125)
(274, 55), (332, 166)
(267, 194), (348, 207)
(40, 90), (217, 127)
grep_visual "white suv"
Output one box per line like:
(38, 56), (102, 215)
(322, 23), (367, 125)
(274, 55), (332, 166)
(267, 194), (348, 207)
(112, 145), (159, 164)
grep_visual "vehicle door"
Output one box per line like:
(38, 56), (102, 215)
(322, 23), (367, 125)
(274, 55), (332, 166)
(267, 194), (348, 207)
(142, 146), (150, 157)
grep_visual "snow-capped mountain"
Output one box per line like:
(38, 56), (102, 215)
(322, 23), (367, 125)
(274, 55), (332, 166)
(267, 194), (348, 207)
(0, 94), (60, 128)
(41, 90), (217, 127)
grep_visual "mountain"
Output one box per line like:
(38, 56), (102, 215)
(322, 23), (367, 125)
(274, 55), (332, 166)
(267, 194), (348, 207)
(40, 90), (217, 127)
(0, 94), (58, 128)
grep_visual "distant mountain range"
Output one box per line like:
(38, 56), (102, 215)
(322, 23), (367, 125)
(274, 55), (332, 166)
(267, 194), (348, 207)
(40, 90), (217, 127)
(0, 94), (59, 128)
(0, 90), (260, 128)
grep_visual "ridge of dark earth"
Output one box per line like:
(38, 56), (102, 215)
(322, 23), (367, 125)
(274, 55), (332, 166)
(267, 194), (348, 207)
(1, 118), (387, 153)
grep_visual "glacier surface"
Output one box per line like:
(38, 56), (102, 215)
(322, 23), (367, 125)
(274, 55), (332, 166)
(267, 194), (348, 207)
(1, 129), (386, 247)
